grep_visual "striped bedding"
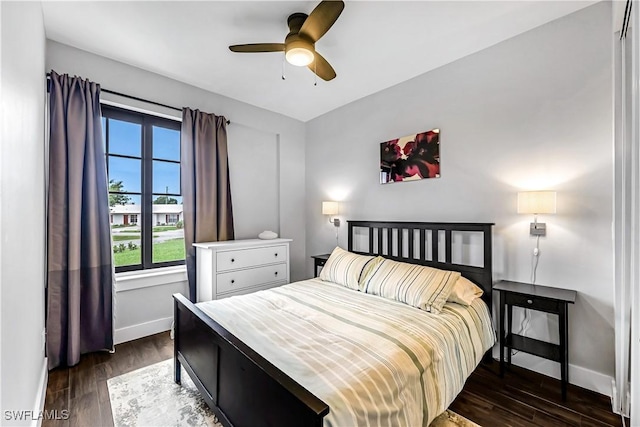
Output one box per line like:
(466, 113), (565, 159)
(197, 278), (495, 427)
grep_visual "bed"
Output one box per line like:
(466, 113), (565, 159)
(173, 220), (495, 427)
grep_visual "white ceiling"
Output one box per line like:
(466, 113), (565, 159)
(42, 1), (595, 122)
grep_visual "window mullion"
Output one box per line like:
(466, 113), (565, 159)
(142, 118), (154, 269)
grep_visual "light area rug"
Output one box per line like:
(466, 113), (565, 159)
(107, 359), (480, 427)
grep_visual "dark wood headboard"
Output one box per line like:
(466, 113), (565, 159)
(347, 220), (494, 308)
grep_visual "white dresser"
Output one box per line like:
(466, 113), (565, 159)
(193, 238), (292, 302)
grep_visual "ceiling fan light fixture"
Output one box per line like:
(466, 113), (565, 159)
(228, 1), (343, 80)
(286, 47), (314, 66)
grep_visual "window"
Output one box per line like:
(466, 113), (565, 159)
(166, 214), (179, 225)
(103, 105), (184, 272)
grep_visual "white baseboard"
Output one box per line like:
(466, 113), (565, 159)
(494, 349), (613, 397)
(115, 317), (173, 345)
(31, 357), (48, 427)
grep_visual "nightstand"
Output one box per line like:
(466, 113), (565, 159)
(494, 280), (577, 401)
(311, 254), (331, 277)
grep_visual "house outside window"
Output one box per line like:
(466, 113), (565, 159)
(103, 105), (184, 272)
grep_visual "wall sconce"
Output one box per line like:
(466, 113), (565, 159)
(517, 191), (557, 236)
(322, 201), (340, 227)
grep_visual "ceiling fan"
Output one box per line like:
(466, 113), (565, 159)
(229, 0), (345, 81)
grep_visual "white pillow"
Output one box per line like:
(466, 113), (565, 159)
(447, 276), (484, 306)
(319, 247), (382, 291)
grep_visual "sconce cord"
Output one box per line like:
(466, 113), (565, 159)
(514, 234), (541, 355)
(531, 235), (540, 284)
(520, 235), (540, 335)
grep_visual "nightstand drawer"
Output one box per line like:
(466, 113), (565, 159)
(505, 292), (561, 313)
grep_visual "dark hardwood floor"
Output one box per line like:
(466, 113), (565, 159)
(44, 332), (622, 427)
(450, 362), (622, 427)
(43, 332), (173, 427)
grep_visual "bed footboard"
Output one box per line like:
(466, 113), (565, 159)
(173, 293), (329, 427)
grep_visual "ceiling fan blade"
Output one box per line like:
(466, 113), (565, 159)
(308, 51), (336, 81)
(299, 1), (345, 43)
(229, 43), (285, 53)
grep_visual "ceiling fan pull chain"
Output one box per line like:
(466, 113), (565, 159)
(282, 54), (286, 80)
(314, 60), (318, 86)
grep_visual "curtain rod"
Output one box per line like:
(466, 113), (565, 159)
(46, 73), (230, 125)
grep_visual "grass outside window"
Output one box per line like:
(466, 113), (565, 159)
(114, 238), (185, 267)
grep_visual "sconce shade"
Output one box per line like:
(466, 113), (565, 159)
(322, 201), (339, 215)
(517, 191), (557, 214)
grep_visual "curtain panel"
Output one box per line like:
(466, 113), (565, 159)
(47, 71), (114, 369)
(181, 108), (234, 302)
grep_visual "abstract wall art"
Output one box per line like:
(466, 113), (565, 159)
(380, 128), (440, 184)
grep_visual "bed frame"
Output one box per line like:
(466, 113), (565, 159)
(346, 221), (494, 308)
(173, 220), (494, 427)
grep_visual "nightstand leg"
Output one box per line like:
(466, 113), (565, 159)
(499, 291), (506, 377)
(506, 304), (513, 368)
(559, 303), (569, 401)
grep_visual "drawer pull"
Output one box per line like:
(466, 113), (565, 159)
(275, 272), (278, 276)
(527, 299), (533, 304)
(231, 258), (235, 263)
(275, 253), (278, 257)
(231, 279), (235, 284)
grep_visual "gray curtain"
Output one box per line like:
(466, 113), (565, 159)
(47, 71), (113, 369)
(181, 108), (234, 302)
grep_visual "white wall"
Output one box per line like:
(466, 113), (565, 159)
(306, 3), (614, 394)
(46, 41), (306, 342)
(1, 2), (47, 424)
(114, 267), (187, 344)
(228, 124), (279, 239)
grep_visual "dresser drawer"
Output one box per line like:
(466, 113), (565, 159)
(216, 263), (287, 294)
(216, 245), (287, 272)
(217, 281), (287, 300)
(505, 292), (561, 313)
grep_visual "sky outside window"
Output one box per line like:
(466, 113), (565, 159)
(109, 156), (141, 194)
(106, 119), (181, 198)
(109, 120), (142, 157)
(153, 126), (180, 161)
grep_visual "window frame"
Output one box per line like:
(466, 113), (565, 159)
(102, 104), (184, 273)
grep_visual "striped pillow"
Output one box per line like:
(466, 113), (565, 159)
(361, 258), (460, 313)
(319, 247), (381, 291)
